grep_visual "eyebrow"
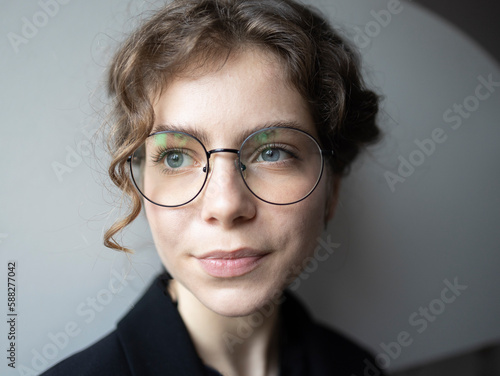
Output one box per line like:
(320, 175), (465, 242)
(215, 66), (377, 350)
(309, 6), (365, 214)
(150, 121), (310, 146)
(150, 124), (211, 145)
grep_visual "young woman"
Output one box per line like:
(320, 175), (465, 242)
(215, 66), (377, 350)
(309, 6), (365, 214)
(42, 0), (383, 375)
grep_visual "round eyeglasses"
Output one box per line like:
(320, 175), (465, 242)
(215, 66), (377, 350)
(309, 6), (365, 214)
(128, 126), (333, 207)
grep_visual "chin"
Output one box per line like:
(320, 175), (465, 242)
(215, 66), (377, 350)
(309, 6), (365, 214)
(197, 282), (283, 317)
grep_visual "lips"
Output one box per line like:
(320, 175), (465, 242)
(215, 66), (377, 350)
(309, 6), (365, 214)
(195, 248), (269, 278)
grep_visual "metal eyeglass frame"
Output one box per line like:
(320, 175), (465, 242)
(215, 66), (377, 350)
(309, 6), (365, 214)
(127, 126), (334, 207)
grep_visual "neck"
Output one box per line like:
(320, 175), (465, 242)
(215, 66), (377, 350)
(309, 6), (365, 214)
(168, 279), (281, 376)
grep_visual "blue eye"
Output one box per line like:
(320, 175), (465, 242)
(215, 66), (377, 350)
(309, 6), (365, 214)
(151, 148), (199, 174)
(165, 152), (185, 168)
(259, 148), (282, 162)
(163, 150), (196, 170)
(255, 145), (293, 163)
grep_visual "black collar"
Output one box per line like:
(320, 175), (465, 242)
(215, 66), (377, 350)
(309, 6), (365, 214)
(117, 272), (209, 375)
(115, 271), (372, 376)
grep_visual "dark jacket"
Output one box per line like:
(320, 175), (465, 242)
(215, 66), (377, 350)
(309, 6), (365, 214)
(40, 271), (385, 376)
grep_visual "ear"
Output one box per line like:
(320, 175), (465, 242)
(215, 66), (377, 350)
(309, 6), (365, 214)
(324, 174), (341, 224)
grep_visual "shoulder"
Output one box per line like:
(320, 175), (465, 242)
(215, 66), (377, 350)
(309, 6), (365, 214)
(39, 330), (131, 376)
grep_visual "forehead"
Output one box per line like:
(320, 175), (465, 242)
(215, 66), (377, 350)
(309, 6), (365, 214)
(152, 47), (316, 147)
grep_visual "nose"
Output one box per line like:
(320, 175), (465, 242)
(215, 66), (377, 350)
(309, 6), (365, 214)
(200, 152), (256, 228)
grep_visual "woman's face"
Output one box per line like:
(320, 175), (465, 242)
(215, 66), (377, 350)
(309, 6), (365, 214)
(145, 48), (336, 316)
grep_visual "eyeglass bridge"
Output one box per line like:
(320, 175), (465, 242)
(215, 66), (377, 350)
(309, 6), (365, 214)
(203, 148), (247, 173)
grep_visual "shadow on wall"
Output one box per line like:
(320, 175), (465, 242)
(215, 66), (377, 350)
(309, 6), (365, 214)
(413, 0), (500, 63)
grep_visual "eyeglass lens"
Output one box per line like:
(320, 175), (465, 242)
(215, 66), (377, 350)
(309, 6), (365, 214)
(130, 127), (324, 206)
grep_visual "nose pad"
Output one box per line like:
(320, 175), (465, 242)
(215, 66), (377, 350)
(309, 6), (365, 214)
(200, 159), (257, 225)
(202, 154), (241, 191)
(199, 155), (249, 208)
(203, 156), (245, 175)
(200, 150), (250, 202)
(235, 158), (246, 173)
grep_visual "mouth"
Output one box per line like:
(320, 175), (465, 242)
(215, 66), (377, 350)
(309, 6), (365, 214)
(195, 249), (270, 278)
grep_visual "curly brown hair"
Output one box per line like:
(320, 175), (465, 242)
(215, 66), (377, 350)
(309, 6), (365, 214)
(104, 0), (380, 253)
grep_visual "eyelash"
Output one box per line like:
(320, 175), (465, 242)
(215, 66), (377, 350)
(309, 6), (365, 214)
(151, 147), (198, 173)
(253, 143), (300, 162)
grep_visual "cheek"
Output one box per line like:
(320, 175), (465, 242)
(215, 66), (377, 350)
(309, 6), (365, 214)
(272, 184), (329, 261)
(298, 179), (330, 228)
(144, 202), (190, 266)
(295, 203), (325, 251)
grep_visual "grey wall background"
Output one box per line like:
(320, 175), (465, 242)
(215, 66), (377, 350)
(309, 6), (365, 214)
(1, 1), (499, 375)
